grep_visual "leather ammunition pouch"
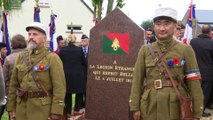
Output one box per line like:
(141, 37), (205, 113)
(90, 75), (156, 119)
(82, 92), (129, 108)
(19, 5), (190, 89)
(16, 88), (27, 100)
(180, 97), (199, 120)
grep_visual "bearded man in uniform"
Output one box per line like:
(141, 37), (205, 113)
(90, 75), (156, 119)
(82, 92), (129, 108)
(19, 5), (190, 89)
(7, 22), (66, 120)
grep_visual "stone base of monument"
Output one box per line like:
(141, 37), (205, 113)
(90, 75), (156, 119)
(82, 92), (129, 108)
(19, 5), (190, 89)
(75, 115), (86, 120)
(69, 114), (86, 120)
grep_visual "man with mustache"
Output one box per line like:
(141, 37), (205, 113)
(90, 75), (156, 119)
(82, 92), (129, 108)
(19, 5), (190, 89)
(7, 22), (66, 120)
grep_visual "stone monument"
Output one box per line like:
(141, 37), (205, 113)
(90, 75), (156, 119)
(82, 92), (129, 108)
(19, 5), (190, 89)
(85, 8), (144, 120)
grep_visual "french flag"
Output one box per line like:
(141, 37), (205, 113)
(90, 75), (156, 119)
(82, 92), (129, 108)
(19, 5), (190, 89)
(1, 11), (11, 55)
(49, 13), (57, 52)
(34, 6), (40, 22)
(182, 3), (196, 45)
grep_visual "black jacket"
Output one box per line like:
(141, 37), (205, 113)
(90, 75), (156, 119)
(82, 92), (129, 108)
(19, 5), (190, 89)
(59, 44), (87, 93)
(190, 34), (213, 81)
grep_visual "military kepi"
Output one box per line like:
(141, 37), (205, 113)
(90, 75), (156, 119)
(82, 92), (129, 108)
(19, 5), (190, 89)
(26, 22), (48, 35)
(81, 34), (88, 39)
(57, 35), (63, 42)
(0, 43), (6, 48)
(153, 7), (178, 22)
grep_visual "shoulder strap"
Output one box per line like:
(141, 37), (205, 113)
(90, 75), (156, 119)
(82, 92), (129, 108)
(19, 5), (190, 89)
(22, 51), (50, 75)
(147, 44), (164, 73)
(155, 43), (183, 100)
(147, 42), (176, 74)
(21, 51), (51, 96)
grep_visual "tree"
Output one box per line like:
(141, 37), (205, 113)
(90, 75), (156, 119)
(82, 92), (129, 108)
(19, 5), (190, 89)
(92, 0), (103, 20)
(106, 0), (125, 15)
(0, 0), (22, 11)
(140, 19), (153, 30)
(92, 0), (125, 21)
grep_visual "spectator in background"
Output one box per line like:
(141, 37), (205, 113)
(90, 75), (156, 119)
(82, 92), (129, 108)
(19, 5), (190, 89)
(190, 24), (213, 117)
(210, 28), (213, 40)
(3, 34), (27, 95)
(173, 26), (182, 41)
(2, 34), (27, 119)
(81, 34), (89, 109)
(0, 62), (6, 120)
(55, 35), (65, 54)
(144, 28), (153, 44)
(59, 33), (86, 118)
(0, 65), (5, 106)
(179, 24), (185, 41)
(0, 43), (7, 65)
(0, 42), (7, 119)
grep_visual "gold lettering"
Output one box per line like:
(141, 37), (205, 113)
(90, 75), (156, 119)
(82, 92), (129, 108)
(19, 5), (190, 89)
(95, 76), (101, 80)
(91, 64), (134, 83)
(89, 65), (95, 69)
(102, 71), (118, 76)
(114, 66), (134, 71)
(93, 71), (101, 75)
(106, 77), (124, 82)
(119, 72), (133, 77)
(125, 79), (132, 83)
(96, 65), (113, 70)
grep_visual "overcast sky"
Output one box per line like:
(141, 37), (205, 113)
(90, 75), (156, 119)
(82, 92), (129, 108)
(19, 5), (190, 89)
(84, 0), (213, 24)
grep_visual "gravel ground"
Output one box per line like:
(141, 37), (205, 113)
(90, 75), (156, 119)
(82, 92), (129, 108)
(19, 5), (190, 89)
(69, 108), (213, 120)
(201, 109), (213, 120)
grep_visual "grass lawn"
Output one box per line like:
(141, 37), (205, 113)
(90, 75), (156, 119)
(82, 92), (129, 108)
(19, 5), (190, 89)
(2, 111), (8, 120)
(1, 94), (76, 120)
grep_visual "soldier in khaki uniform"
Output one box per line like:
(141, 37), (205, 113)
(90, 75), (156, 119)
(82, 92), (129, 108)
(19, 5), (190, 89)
(7, 22), (66, 120)
(129, 8), (203, 120)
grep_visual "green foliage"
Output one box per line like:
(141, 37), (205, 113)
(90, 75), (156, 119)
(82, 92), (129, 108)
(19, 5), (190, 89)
(140, 19), (153, 30)
(92, 0), (126, 20)
(0, 0), (22, 11)
(116, 0), (125, 8)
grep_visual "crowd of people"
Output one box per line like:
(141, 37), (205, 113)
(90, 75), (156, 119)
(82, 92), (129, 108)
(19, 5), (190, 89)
(0, 6), (212, 120)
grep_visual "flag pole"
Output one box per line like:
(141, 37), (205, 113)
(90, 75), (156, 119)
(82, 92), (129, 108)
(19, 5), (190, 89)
(191, 0), (197, 38)
(1, 2), (6, 43)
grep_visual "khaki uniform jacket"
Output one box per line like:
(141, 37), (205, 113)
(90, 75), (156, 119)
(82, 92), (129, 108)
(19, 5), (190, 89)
(7, 47), (66, 120)
(129, 39), (203, 120)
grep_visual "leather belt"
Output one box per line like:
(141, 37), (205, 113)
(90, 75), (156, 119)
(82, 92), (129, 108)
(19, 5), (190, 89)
(27, 90), (51, 98)
(144, 79), (178, 91)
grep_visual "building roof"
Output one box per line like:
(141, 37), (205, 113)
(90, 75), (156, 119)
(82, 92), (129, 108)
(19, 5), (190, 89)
(196, 10), (213, 24)
(81, 0), (94, 14)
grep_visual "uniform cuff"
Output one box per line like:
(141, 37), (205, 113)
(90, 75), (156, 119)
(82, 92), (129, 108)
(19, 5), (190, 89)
(51, 102), (65, 115)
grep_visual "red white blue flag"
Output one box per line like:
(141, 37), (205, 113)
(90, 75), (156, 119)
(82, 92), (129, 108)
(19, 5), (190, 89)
(49, 13), (57, 52)
(1, 11), (11, 55)
(34, 6), (40, 22)
(182, 3), (196, 45)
